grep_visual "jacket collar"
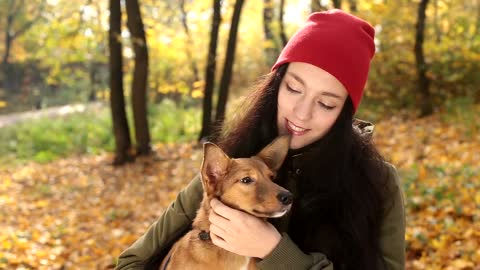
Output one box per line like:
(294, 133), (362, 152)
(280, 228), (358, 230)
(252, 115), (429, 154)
(352, 118), (374, 140)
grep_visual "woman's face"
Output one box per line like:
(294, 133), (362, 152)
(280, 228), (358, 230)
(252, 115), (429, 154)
(277, 62), (348, 149)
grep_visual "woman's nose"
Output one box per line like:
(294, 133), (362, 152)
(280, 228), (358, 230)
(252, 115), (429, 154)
(293, 97), (312, 121)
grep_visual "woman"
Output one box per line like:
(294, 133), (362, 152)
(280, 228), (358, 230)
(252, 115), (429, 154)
(116, 9), (405, 270)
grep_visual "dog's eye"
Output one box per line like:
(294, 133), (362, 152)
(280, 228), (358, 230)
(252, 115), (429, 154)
(240, 177), (253, 184)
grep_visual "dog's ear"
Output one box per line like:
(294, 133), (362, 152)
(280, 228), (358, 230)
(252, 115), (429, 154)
(256, 135), (290, 171)
(200, 142), (231, 194)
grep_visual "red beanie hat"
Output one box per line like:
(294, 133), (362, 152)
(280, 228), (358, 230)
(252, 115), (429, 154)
(272, 9), (375, 112)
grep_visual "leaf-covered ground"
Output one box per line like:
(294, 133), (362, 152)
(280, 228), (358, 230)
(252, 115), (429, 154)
(1, 111), (479, 270)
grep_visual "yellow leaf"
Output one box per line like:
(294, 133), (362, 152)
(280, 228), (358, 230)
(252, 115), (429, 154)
(36, 200), (49, 207)
(451, 259), (474, 268)
(463, 228), (473, 238)
(191, 89), (203, 99)
(35, 249), (48, 259)
(1, 240), (12, 249)
(192, 80), (204, 89)
(473, 249), (480, 262)
(16, 238), (29, 250)
(418, 164), (427, 180)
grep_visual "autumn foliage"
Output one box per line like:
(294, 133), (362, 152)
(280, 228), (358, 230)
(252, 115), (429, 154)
(1, 106), (479, 269)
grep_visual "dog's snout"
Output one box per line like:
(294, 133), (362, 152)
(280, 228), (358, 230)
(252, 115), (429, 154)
(277, 191), (293, 205)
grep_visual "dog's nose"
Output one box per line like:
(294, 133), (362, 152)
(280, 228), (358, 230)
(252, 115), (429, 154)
(277, 192), (293, 205)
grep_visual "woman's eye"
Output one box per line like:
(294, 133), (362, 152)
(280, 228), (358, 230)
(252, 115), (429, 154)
(286, 84), (300, 93)
(318, 102), (335, 110)
(240, 177), (254, 184)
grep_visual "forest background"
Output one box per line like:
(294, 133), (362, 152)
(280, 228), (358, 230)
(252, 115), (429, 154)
(0, 0), (479, 269)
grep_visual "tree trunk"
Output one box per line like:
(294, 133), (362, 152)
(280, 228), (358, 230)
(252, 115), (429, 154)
(263, 0), (279, 67)
(3, 0), (45, 90)
(475, 0), (480, 36)
(279, 0), (288, 47)
(311, 0), (326, 12)
(3, 18), (13, 68)
(88, 63), (97, 102)
(433, 0), (441, 42)
(3, 0), (15, 67)
(126, 0), (151, 156)
(3, 2), (16, 90)
(414, 0), (433, 116)
(214, 0), (245, 128)
(333, 0), (342, 9)
(179, 0), (200, 87)
(109, 0), (133, 165)
(348, 0), (357, 13)
(2, 32), (12, 90)
(199, 0), (222, 142)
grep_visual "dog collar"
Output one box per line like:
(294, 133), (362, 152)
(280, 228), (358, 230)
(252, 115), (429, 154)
(198, 230), (211, 241)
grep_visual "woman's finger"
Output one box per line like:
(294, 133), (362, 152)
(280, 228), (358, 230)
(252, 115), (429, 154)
(210, 198), (241, 220)
(209, 223), (227, 240)
(210, 231), (231, 252)
(209, 208), (230, 229)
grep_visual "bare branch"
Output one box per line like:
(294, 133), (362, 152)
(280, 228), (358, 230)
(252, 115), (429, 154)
(12, 0), (46, 40)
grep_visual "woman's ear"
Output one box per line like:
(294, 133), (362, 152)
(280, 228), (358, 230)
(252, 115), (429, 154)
(256, 135), (290, 171)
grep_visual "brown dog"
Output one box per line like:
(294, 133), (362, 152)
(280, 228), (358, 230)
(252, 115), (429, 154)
(159, 136), (293, 270)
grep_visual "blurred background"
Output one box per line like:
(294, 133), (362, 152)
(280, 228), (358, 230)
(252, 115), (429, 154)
(0, 0), (479, 269)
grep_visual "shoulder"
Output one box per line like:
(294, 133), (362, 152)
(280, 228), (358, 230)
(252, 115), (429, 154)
(383, 162), (402, 190)
(382, 162), (406, 213)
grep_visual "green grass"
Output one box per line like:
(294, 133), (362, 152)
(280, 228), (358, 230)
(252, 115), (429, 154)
(441, 96), (479, 138)
(148, 99), (201, 143)
(0, 99), (201, 167)
(1, 97), (477, 167)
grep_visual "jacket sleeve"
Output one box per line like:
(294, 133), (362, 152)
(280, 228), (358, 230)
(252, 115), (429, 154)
(115, 174), (203, 270)
(257, 163), (406, 270)
(256, 233), (334, 270)
(380, 163), (406, 270)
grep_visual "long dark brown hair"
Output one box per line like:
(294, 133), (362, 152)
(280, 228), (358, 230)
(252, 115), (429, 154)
(212, 64), (394, 270)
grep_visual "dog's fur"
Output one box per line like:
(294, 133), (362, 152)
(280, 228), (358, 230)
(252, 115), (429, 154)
(158, 136), (292, 270)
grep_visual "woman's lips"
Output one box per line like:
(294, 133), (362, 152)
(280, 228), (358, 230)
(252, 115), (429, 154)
(285, 119), (310, 136)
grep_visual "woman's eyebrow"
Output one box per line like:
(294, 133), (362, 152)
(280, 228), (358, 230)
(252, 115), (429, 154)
(286, 72), (306, 86)
(321, 91), (343, 99)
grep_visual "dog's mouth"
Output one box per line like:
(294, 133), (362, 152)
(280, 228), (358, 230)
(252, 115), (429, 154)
(252, 205), (291, 218)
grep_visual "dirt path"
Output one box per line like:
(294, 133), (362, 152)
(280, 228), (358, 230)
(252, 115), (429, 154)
(0, 102), (104, 128)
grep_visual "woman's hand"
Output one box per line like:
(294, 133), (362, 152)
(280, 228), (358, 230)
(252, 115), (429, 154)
(208, 198), (281, 259)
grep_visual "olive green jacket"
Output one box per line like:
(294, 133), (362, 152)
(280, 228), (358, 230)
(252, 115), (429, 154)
(116, 123), (406, 270)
